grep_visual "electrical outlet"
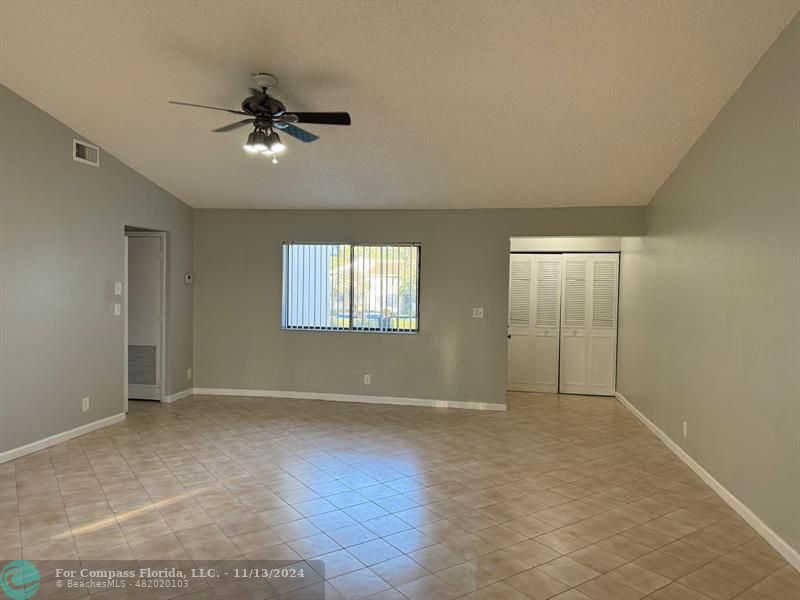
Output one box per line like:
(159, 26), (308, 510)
(82, 397), (90, 412)
(187, 368), (192, 380)
(363, 374), (371, 385)
(682, 421), (688, 438)
(472, 307), (484, 319)
(114, 282), (122, 296)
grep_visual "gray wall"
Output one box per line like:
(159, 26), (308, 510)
(618, 16), (800, 552)
(193, 208), (644, 406)
(0, 84), (193, 453)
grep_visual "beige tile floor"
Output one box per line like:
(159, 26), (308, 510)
(0, 392), (798, 599)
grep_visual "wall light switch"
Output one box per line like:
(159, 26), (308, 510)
(114, 303), (121, 316)
(472, 307), (484, 319)
(187, 368), (192, 380)
(82, 397), (90, 412)
(114, 282), (122, 296)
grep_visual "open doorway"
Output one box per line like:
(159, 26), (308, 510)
(507, 237), (620, 396)
(124, 228), (166, 410)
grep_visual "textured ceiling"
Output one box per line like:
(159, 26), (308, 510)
(0, 1), (797, 209)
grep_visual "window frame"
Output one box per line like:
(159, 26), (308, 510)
(281, 241), (422, 334)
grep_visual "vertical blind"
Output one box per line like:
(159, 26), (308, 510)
(282, 243), (420, 333)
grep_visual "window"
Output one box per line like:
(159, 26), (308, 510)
(282, 243), (420, 333)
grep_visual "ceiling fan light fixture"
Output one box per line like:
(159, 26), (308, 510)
(243, 131), (260, 153)
(252, 129), (269, 152)
(245, 129), (269, 153)
(267, 131), (285, 154)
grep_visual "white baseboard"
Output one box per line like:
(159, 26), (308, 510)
(616, 392), (800, 571)
(0, 413), (126, 465)
(162, 388), (193, 403)
(191, 388), (506, 411)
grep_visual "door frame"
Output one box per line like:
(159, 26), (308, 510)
(124, 230), (167, 407)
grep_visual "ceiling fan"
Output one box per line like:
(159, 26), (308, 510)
(169, 73), (351, 163)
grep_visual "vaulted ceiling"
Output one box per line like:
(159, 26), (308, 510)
(0, 1), (797, 209)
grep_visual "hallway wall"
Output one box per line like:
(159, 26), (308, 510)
(618, 14), (800, 558)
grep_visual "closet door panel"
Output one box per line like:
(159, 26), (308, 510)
(559, 253), (618, 396)
(531, 256), (561, 392)
(588, 254), (619, 395)
(559, 256), (590, 392)
(507, 255), (534, 390)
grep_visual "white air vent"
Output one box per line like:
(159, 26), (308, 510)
(73, 139), (100, 167)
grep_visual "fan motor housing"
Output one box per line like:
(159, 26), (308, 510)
(242, 95), (286, 117)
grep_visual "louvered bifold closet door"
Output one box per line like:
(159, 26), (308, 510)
(559, 256), (590, 393)
(530, 256), (562, 392)
(559, 253), (619, 396)
(587, 254), (619, 395)
(507, 255), (535, 390)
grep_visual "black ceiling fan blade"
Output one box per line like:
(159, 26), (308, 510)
(212, 119), (254, 132)
(169, 100), (249, 116)
(282, 124), (320, 143)
(290, 112), (351, 125)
